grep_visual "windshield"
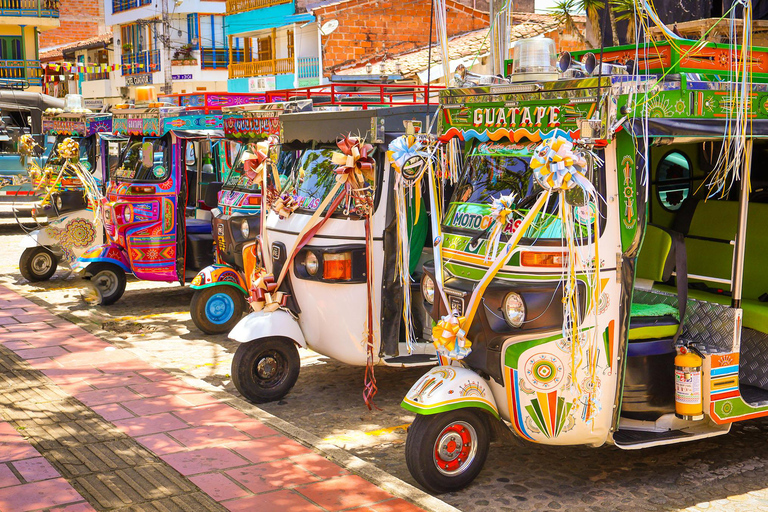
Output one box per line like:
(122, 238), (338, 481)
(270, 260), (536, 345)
(45, 135), (95, 174)
(444, 145), (600, 240)
(223, 141), (295, 193)
(289, 144), (377, 214)
(113, 136), (169, 182)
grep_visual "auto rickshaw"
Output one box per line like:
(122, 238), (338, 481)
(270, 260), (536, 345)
(18, 103), (118, 282)
(189, 100), (312, 334)
(228, 103), (440, 404)
(73, 100), (229, 305)
(401, 38), (768, 492)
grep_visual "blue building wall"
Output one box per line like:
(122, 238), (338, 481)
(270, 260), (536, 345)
(225, 1), (295, 37)
(228, 74), (295, 92)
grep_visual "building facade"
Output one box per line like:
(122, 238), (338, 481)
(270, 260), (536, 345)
(0, 0), (60, 91)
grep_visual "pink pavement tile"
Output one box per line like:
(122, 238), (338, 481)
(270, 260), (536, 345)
(2, 341), (31, 350)
(0, 478), (84, 511)
(135, 369), (175, 381)
(223, 489), (323, 512)
(13, 346), (70, 360)
(13, 313), (55, 324)
(0, 433), (43, 462)
(189, 472), (250, 501)
(76, 386), (139, 407)
(232, 420), (278, 440)
(136, 433), (187, 455)
(90, 403), (135, 422)
(12, 457), (60, 482)
(0, 422), (18, 436)
(227, 459), (320, 494)
(26, 357), (66, 370)
(58, 338), (111, 352)
(40, 367), (102, 384)
(0, 308), (29, 317)
(172, 403), (250, 426)
(364, 498), (425, 512)
(121, 395), (197, 416)
(112, 413), (190, 436)
(0, 463), (20, 488)
(160, 447), (250, 476)
(176, 392), (219, 407)
(169, 425), (252, 449)
(85, 372), (150, 390)
(0, 316), (19, 325)
(128, 380), (198, 398)
(289, 452), (349, 479)
(227, 436), (312, 464)
(5, 321), (52, 331)
(52, 350), (141, 369)
(295, 475), (395, 511)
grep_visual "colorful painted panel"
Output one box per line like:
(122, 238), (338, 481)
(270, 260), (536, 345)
(223, 113), (279, 138)
(163, 114), (222, 132)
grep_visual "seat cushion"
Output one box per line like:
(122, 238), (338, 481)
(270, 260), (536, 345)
(629, 302), (679, 341)
(636, 225), (673, 282)
(186, 218), (211, 235)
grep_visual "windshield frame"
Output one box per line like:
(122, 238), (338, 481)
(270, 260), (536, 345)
(44, 134), (96, 173)
(112, 135), (171, 183)
(442, 144), (606, 246)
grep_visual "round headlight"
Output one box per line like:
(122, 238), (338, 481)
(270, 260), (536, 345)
(503, 292), (525, 328)
(422, 274), (435, 305)
(305, 252), (319, 276)
(55, 195), (63, 211)
(123, 206), (131, 223)
(240, 218), (250, 238)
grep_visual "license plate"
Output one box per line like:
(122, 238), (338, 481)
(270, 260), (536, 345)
(449, 296), (464, 315)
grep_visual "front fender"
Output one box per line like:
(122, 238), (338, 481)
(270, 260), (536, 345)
(190, 264), (247, 294)
(229, 309), (306, 348)
(402, 366), (499, 418)
(20, 230), (42, 249)
(74, 242), (131, 273)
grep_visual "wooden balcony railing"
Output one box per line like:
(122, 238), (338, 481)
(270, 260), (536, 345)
(225, 0), (288, 14)
(228, 57), (293, 79)
(0, 0), (58, 17)
(0, 59), (42, 87)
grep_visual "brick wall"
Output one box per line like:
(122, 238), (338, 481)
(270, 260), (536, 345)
(314, 0), (489, 74)
(39, 0), (105, 49)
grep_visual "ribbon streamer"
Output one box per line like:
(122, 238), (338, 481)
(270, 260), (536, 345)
(250, 271), (287, 313)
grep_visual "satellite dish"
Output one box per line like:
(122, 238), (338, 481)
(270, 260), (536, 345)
(320, 19), (339, 36)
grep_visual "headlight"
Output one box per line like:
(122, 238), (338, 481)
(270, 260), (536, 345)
(305, 252), (319, 276)
(240, 218), (250, 238)
(55, 195), (63, 211)
(123, 206), (131, 223)
(503, 292), (525, 327)
(422, 274), (435, 304)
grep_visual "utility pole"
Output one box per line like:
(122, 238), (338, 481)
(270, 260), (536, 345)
(160, 0), (173, 94)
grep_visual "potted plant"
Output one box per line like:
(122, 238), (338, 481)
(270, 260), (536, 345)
(122, 43), (133, 53)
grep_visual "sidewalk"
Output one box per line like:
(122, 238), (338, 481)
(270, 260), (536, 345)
(0, 284), (424, 512)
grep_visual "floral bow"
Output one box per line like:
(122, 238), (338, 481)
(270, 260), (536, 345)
(19, 134), (40, 157)
(331, 136), (374, 190)
(250, 271), (286, 313)
(530, 136), (591, 193)
(431, 311), (472, 359)
(271, 193), (299, 219)
(486, 194), (517, 261)
(388, 135), (426, 173)
(58, 138), (80, 160)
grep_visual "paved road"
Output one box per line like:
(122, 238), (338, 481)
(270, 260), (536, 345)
(6, 219), (768, 511)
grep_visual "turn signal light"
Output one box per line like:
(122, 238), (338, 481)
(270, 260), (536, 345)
(130, 186), (154, 194)
(242, 242), (260, 290)
(247, 195), (262, 205)
(521, 251), (567, 267)
(323, 252), (352, 280)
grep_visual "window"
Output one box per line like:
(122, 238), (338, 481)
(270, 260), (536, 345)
(113, 137), (169, 182)
(257, 36), (271, 62)
(187, 13), (199, 48)
(0, 37), (22, 60)
(656, 150), (692, 211)
(287, 30), (294, 59)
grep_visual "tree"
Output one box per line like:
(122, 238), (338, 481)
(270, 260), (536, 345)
(578, 0), (605, 49)
(612, 0), (645, 43)
(549, 0), (590, 48)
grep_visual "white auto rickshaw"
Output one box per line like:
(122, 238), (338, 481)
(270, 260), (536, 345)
(400, 38), (768, 493)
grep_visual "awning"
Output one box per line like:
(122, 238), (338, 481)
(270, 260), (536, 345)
(225, 3), (316, 38)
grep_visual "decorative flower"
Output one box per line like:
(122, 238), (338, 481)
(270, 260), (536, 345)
(58, 138), (80, 160)
(19, 134), (40, 157)
(249, 271), (286, 313)
(332, 135), (375, 190)
(530, 136), (590, 192)
(486, 194), (517, 261)
(431, 311), (472, 359)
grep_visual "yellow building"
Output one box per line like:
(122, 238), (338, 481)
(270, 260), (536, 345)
(0, 0), (60, 91)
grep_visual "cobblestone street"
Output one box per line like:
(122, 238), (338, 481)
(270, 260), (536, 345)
(6, 219), (768, 511)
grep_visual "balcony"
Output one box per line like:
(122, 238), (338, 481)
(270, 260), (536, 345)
(0, 0), (58, 18)
(297, 57), (318, 79)
(112, 0), (149, 14)
(229, 57), (293, 79)
(200, 47), (232, 70)
(0, 60), (42, 88)
(121, 49), (160, 75)
(225, 0), (289, 15)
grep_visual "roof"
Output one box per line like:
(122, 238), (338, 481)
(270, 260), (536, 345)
(40, 32), (113, 62)
(334, 13), (584, 78)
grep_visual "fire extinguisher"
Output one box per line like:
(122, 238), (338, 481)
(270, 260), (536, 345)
(675, 345), (704, 420)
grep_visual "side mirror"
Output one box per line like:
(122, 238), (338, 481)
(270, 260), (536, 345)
(204, 181), (222, 209)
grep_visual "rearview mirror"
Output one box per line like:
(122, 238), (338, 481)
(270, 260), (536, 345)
(204, 181), (223, 209)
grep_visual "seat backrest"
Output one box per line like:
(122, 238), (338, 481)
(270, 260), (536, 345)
(636, 224), (673, 282)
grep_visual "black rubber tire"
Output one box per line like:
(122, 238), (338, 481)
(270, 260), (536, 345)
(190, 286), (247, 335)
(85, 263), (127, 306)
(232, 338), (300, 404)
(405, 409), (490, 494)
(19, 246), (58, 282)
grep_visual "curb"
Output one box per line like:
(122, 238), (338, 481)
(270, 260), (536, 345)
(4, 277), (462, 512)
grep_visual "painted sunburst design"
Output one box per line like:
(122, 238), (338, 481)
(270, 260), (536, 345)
(646, 96), (675, 118)
(675, 99), (686, 114)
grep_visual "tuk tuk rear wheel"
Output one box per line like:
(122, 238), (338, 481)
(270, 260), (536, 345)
(232, 338), (300, 404)
(85, 263), (126, 306)
(190, 286), (247, 335)
(405, 409), (490, 493)
(20, 246), (58, 282)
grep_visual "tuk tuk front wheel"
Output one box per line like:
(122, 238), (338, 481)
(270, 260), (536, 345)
(85, 263), (126, 306)
(405, 409), (490, 493)
(20, 246), (58, 282)
(232, 338), (300, 404)
(190, 286), (247, 335)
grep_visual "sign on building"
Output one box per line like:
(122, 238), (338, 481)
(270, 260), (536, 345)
(172, 74), (193, 80)
(248, 76), (276, 93)
(125, 74), (153, 86)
